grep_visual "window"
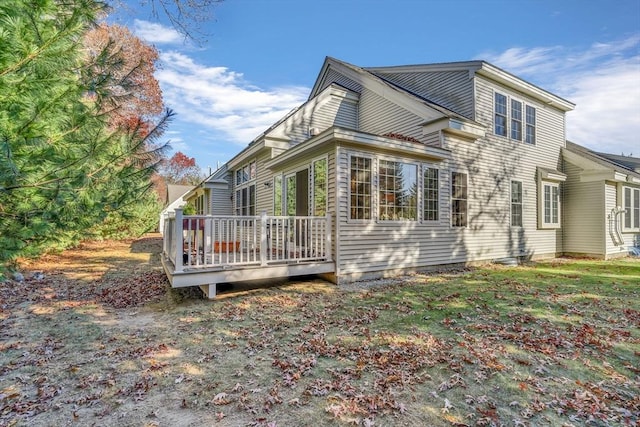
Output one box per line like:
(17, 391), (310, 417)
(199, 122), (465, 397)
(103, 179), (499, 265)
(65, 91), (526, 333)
(525, 105), (536, 144)
(623, 186), (640, 231)
(235, 160), (256, 216)
(494, 92), (537, 145)
(511, 100), (522, 141)
(273, 175), (283, 215)
(494, 93), (507, 137)
(286, 174), (296, 216)
(511, 180), (523, 227)
(378, 160), (417, 221)
(540, 182), (560, 228)
(313, 158), (327, 216)
(423, 167), (439, 221)
(349, 156), (372, 220)
(451, 172), (468, 227)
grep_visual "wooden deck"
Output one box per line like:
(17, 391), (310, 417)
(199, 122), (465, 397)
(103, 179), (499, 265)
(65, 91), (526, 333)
(162, 210), (334, 298)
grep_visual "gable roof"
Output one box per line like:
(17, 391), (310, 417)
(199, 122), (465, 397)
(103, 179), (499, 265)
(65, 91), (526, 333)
(166, 184), (194, 205)
(564, 141), (640, 183)
(311, 57), (574, 117)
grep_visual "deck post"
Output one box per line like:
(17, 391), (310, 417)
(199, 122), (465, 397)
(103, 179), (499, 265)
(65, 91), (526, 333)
(325, 213), (332, 261)
(174, 208), (184, 273)
(260, 211), (268, 266)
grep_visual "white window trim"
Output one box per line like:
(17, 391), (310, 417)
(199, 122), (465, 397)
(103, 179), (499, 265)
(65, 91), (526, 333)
(539, 180), (561, 229)
(347, 152), (374, 222)
(620, 185), (640, 232)
(450, 170), (469, 228)
(376, 156), (419, 223)
(421, 163), (441, 224)
(312, 155), (329, 217)
(510, 180), (523, 228)
(493, 90), (537, 145)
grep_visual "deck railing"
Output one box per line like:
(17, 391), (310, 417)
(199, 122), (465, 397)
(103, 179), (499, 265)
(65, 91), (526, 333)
(163, 209), (332, 272)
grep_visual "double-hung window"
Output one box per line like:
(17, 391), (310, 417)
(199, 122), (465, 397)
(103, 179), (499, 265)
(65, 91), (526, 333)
(494, 91), (536, 144)
(623, 186), (640, 231)
(423, 167), (439, 222)
(511, 180), (523, 227)
(525, 105), (536, 144)
(540, 182), (560, 228)
(349, 156), (372, 220)
(511, 100), (522, 141)
(494, 93), (507, 137)
(451, 172), (468, 227)
(235, 160), (256, 216)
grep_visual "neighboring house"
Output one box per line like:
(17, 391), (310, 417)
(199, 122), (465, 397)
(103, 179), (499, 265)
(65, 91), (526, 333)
(162, 56), (637, 298)
(563, 141), (640, 258)
(158, 184), (193, 235)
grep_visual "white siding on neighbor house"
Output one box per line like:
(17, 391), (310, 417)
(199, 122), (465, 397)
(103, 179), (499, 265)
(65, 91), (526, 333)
(372, 70), (475, 119)
(562, 160), (605, 256)
(359, 89), (425, 142)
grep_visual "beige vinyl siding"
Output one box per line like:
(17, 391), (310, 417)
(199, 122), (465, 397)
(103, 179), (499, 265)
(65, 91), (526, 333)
(562, 160), (605, 256)
(372, 70), (475, 118)
(335, 146), (463, 279)
(423, 131), (441, 147)
(359, 89), (424, 141)
(467, 76), (567, 257)
(269, 91), (359, 145)
(317, 69), (363, 94)
(255, 150), (275, 214)
(211, 173), (233, 216)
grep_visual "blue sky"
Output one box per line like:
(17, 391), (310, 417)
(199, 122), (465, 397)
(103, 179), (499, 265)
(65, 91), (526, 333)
(111, 0), (640, 171)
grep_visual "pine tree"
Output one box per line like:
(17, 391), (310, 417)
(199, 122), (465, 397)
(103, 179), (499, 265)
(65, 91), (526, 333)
(0, 0), (169, 275)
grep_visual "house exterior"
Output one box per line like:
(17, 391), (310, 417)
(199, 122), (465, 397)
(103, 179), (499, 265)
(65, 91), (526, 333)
(163, 56), (637, 297)
(158, 184), (193, 235)
(563, 141), (640, 258)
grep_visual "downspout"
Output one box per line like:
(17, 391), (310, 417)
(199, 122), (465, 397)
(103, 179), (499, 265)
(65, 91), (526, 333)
(608, 207), (625, 247)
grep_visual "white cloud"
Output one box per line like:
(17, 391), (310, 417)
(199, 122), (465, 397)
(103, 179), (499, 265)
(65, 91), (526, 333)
(156, 51), (309, 146)
(478, 35), (640, 156)
(133, 19), (183, 45)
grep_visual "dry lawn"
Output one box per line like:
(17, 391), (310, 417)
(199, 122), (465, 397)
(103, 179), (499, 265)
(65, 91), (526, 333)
(1, 235), (639, 426)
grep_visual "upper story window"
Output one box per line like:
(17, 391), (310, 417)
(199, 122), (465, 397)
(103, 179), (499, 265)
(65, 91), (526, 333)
(451, 171), (468, 227)
(525, 105), (536, 144)
(623, 186), (640, 231)
(494, 91), (537, 145)
(511, 180), (523, 227)
(511, 100), (522, 141)
(378, 160), (417, 221)
(349, 156), (372, 220)
(235, 160), (256, 216)
(494, 93), (507, 137)
(423, 167), (439, 222)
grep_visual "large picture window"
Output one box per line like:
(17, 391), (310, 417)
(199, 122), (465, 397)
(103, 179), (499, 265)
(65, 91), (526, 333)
(451, 172), (468, 227)
(511, 180), (523, 227)
(623, 186), (640, 231)
(349, 156), (372, 220)
(378, 160), (417, 221)
(423, 167), (439, 221)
